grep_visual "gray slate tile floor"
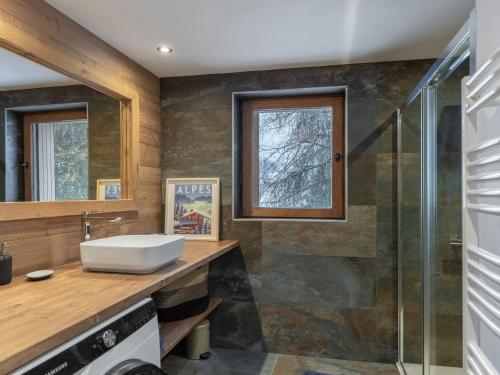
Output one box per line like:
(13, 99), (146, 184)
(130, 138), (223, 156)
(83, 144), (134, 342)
(162, 348), (399, 375)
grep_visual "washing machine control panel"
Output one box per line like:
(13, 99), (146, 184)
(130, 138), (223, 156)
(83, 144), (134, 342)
(98, 329), (117, 348)
(20, 300), (157, 375)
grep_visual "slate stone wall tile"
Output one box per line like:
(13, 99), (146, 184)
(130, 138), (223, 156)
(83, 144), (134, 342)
(376, 153), (397, 207)
(376, 205), (397, 261)
(210, 247), (261, 303)
(436, 153), (461, 207)
(261, 206), (377, 258)
(376, 309), (399, 363)
(435, 205), (462, 264)
(210, 301), (265, 352)
(262, 253), (376, 309)
(433, 313), (462, 367)
(401, 310), (423, 364)
(348, 154), (377, 205)
(332, 64), (377, 100)
(160, 60), (433, 363)
(347, 100), (377, 154)
(261, 304), (379, 361)
(161, 75), (234, 107)
(376, 276), (397, 312)
(376, 60), (434, 104)
(375, 102), (398, 154)
(375, 207), (398, 315)
(441, 258), (462, 276)
(433, 274), (462, 315)
(161, 91), (233, 112)
(401, 275), (422, 315)
(399, 206), (421, 261)
(162, 109), (232, 158)
(221, 205), (262, 277)
(400, 153), (421, 207)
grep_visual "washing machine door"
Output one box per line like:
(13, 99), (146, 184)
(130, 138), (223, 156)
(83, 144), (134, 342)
(105, 359), (167, 375)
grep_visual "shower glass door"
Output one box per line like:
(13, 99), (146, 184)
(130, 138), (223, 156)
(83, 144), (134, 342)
(398, 22), (470, 375)
(399, 93), (423, 375)
(430, 54), (469, 373)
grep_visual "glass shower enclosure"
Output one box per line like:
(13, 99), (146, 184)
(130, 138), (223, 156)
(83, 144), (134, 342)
(397, 21), (471, 375)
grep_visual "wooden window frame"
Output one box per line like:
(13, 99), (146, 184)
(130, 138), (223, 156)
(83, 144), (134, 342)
(240, 94), (345, 220)
(23, 109), (88, 201)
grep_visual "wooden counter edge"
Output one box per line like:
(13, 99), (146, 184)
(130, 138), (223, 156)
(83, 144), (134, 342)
(0, 240), (239, 374)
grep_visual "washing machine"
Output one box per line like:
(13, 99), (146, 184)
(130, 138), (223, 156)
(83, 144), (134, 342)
(11, 298), (167, 375)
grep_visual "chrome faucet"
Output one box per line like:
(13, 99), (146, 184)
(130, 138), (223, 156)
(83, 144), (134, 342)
(82, 211), (123, 241)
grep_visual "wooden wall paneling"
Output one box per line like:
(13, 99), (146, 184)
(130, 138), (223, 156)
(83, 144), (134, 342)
(7, 233), (82, 276)
(140, 95), (162, 121)
(0, 1), (158, 102)
(0, 200), (139, 221)
(0, 0), (161, 275)
(140, 144), (162, 168)
(140, 123), (162, 148)
(0, 211), (140, 275)
(137, 168), (163, 218)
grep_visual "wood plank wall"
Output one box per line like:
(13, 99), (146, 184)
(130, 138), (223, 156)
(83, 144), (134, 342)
(0, 0), (161, 276)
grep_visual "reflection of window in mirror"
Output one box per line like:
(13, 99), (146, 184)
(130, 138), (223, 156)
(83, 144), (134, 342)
(23, 110), (88, 201)
(0, 46), (122, 202)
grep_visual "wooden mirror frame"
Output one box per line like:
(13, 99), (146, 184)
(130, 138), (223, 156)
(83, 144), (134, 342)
(0, 37), (139, 221)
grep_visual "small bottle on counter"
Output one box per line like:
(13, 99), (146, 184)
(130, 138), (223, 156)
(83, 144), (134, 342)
(0, 242), (12, 285)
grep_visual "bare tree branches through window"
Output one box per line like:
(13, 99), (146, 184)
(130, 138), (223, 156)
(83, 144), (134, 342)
(240, 95), (345, 219)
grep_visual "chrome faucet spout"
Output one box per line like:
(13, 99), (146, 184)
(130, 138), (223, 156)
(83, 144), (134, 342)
(82, 212), (123, 241)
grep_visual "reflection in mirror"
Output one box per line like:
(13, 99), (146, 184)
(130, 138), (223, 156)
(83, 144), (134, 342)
(0, 47), (121, 202)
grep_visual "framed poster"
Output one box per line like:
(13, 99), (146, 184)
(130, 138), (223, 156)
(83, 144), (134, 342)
(96, 179), (121, 200)
(165, 178), (220, 241)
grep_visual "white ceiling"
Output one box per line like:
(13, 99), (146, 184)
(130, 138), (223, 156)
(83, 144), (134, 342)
(0, 48), (78, 90)
(46, 0), (474, 78)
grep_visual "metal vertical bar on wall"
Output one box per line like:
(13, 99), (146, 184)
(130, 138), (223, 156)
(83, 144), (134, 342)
(421, 86), (437, 375)
(421, 88), (428, 375)
(461, 77), (475, 375)
(397, 108), (404, 368)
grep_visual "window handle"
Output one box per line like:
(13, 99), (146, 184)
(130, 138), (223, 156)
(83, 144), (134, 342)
(334, 153), (344, 162)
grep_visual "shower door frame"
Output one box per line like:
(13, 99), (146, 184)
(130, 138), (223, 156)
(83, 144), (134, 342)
(397, 19), (472, 375)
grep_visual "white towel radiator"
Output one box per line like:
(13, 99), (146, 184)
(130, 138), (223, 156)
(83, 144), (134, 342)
(463, 47), (500, 375)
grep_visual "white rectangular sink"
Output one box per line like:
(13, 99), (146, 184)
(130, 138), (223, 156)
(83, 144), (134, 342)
(80, 234), (184, 274)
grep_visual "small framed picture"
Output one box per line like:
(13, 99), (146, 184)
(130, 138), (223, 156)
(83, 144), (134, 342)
(96, 179), (121, 200)
(165, 178), (220, 241)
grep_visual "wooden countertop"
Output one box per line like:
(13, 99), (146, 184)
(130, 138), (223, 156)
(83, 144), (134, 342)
(0, 240), (239, 374)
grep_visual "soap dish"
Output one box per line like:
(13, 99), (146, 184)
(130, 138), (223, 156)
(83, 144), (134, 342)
(26, 269), (54, 281)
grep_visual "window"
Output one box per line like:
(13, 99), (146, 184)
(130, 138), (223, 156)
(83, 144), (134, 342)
(23, 110), (88, 201)
(240, 94), (345, 219)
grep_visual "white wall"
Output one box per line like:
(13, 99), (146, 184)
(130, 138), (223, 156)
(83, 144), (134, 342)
(475, 0), (500, 65)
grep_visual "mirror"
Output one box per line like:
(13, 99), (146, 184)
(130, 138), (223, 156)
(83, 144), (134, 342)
(0, 47), (122, 202)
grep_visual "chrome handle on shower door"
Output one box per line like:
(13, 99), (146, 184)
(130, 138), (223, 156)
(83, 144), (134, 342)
(448, 234), (463, 247)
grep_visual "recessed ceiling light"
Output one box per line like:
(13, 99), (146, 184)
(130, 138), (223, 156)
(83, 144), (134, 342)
(157, 46), (173, 54)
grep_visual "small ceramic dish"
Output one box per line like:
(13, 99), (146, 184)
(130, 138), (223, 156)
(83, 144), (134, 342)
(26, 269), (54, 281)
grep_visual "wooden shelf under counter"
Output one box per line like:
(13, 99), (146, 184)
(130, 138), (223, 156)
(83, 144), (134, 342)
(160, 297), (222, 357)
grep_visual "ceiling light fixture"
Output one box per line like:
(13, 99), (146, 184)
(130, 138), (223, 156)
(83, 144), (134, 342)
(157, 46), (173, 54)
